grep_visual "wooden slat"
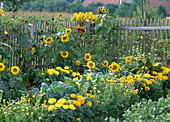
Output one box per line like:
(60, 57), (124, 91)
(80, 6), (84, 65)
(126, 19), (129, 56)
(130, 19), (133, 55)
(134, 19), (137, 55)
(119, 20), (122, 55)
(149, 18), (152, 53)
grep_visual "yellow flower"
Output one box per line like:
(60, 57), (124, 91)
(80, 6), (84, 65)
(132, 90), (138, 95)
(39, 117), (42, 119)
(86, 93), (91, 96)
(4, 31), (8, 35)
(90, 95), (95, 98)
(61, 51), (69, 58)
(31, 112), (33, 115)
(64, 66), (69, 70)
(87, 101), (92, 107)
(46, 78), (50, 82)
(71, 17), (74, 22)
(65, 28), (72, 34)
(109, 63), (120, 72)
(73, 77), (79, 81)
(61, 34), (69, 42)
(58, 13), (63, 18)
(75, 60), (81, 66)
(32, 47), (36, 54)
(163, 69), (169, 75)
(48, 98), (56, 104)
(63, 105), (69, 109)
(70, 94), (76, 98)
(11, 66), (20, 75)
(145, 87), (150, 91)
(102, 60), (109, 67)
(125, 57), (132, 63)
(152, 71), (158, 75)
(84, 53), (91, 61)
(141, 83), (146, 87)
(2, 14), (5, 18)
(55, 103), (62, 108)
(44, 37), (53, 44)
(144, 74), (151, 78)
(26, 113), (29, 115)
(48, 105), (55, 112)
(69, 104), (76, 110)
(163, 76), (168, 80)
(146, 81), (152, 85)
(87, 61), (95, 69)
(128, 79), (135, 84)
(76, 118), (81, 122)
(57, 99), (67, 104)
(0, 63), (5, 71)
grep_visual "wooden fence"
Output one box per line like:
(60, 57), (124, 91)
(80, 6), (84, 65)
(0, 18), (170, 68)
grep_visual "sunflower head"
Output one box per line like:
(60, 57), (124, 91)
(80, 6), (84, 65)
(125, 57), (132, 63)
(65, 29), (72, 35)
(58, 13), (63, 18)
(44, 37), (53, 44)
(87, 61), (95, 69)
(84, 53), (91, 61)
(102, 60), (108, 67)
(109, 63), (120, 72)
(0, 63), (5, 71)
(75, 27), (82, 32)
(80, 29), (86, 34)
(11, 66), (20, 75)
(61, 34), (69, 43)
(75, 60), (81, 66)
(61, 51), (69, 58)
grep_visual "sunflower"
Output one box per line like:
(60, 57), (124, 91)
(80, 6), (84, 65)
(44, 37), (53, 44)
(58, 13), (63, 18)
(125, 57), (132, 63)
(75, 60), (81, 66)
(102, 60), (108, 67)
(65, 28), (72, 34)
(0, 63), (5, 71)
(32, 47), (36, 54)
(87, 61), (95, 69)
(61, 51), (69, 58)
(61, 34), (69, 43)
(80, 29), (86, 34)
(109, 63), (120, 72)
(11, 66), (20, 75)
(75, 27), (82, 32)
(84, 53), (91, 61)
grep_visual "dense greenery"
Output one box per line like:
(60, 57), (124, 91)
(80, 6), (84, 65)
(20, 0), (167, 18)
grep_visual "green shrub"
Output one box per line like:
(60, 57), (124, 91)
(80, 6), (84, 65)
(123, 93), (170, 121)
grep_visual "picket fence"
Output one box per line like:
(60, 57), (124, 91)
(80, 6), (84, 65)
(0, 18), (170, 68)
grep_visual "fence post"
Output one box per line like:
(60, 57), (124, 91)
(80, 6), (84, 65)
(26, 23), (33, 69)
(85, 20), (90, 52)
(27, 23), (34, 55)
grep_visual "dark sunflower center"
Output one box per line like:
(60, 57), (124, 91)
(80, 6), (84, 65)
(13, 68), (17, 72)
(82, 29), (85, 33)
(127, 58), (131, 61)
(63, 36), (67, 40)
(104, 62), (107, 65)
(112, 65), (117, 70)
(86, 55), (89, 59)
(67, 30), (70, 33)
(0, 65), (2, 69)
(89, 63), (93, 67)
(47, 39), (51, 42)
(63, 53), (66, 56)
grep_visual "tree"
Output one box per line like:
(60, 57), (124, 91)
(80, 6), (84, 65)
(105, 4), (118, 13)
(2, 0), (36, 18)
(156, 4), (167, 18)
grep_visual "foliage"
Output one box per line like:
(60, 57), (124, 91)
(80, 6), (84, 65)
(133, 3), (158, 20)
(156, 3), (167, 18)
(123, 94), (170, 121)
(115, 3), (137, 18)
